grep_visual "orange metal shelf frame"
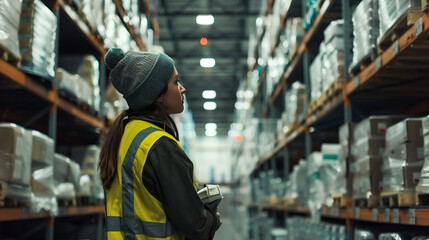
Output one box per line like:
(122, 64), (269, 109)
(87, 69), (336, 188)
(59, 0), (106, 57)
(0, 60), (104, 130)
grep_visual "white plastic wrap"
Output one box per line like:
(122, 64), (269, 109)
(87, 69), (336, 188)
(355, 229), (376, 240)
(310, 53), (322, 101)
(285, 82), (306, 127)
(55, 182), (76, 200)
(19, 0), (57, 78)
(382, 154), (423, 192)
(30, 166), (58, 216)
(378, 0), (421, 44)
(354, 116), (403, 140)
(0, 0), (22, 58)
(385, 118), (423, 148)
(0, 123), (32, 185)
(28, 130), (54, 168)
(351, 156), (383, 199)
(351, 0), (379, 70)
(379, 233), (404, 240)
(53, 153), (81, 194)
(351, 137), (385, 160)
(78, 55), (100, 111)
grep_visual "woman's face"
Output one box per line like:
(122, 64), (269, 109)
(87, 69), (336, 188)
(156, 67), (186, 114)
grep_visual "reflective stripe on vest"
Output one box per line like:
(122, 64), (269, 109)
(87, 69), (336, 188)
(106, 127), (174, 238)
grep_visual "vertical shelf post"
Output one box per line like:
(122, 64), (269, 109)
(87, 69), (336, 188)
(270, 157), (276, 177)
(99, 59), (106, 117)
(283, 147), (289, 180)
(305, 128), (312, 157)
(341, 0), (353, 80)
(45, 217), (55, 240)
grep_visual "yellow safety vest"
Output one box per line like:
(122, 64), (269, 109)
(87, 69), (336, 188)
(106, 120), (185, 240)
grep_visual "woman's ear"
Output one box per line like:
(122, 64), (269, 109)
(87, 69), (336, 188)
(156, 95), (163, 103)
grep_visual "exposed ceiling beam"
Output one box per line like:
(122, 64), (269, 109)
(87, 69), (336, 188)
(156, 12), (259, 17)
(159, 36), (248, 41)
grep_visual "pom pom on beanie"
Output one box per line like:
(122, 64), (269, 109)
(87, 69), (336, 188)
(105, 48), (126, 71)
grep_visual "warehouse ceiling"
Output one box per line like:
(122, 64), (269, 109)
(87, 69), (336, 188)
(154, 0), (261, 137)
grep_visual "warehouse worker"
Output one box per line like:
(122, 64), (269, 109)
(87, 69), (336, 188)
(99, 48), (221, 240)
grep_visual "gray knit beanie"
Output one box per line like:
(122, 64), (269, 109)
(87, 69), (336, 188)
(105, 48), (174, 111)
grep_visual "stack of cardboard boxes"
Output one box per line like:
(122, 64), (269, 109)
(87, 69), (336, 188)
(350, 116), (402, 205)
(382, 118), (424, 193)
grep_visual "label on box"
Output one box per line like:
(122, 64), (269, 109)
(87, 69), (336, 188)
(414, 172), (422, 185)
(385, 209), (390, 222)
(372, 208), (378, 221)
(393, 209), (399, 223)
(378, 123), (387, 134)
(409, 209), (416, 224)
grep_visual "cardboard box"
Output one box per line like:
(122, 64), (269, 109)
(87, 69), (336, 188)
(351, 137), (385, 160)
(386, 118), (423, 148)
(28, 130), (54, 168)
(384, 142), (424, 164)
(354, 116), (403, 140)
(0, 123), (32, 185)
(351, 156), (383, 199)
(0, 151), (13, 182)
(382, 161), (424, 192)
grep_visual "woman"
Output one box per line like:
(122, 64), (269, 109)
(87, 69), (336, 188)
(99, 48), (221, 240)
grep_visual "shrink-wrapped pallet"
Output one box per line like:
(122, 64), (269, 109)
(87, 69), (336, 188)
(378, 0), (421, 44)
(53, 153), (81, 199)
(382, 118), (424, 192)
(78, 55), (100, 111)
(27, 130), (54, 168)
(19, 0), (57, 79)
(0, 123), (32, 185)
(0, 0), (22, 59)
(285, 82), (306, 127)
(350, 0), (379, 71)
(351, 156), (383, 200)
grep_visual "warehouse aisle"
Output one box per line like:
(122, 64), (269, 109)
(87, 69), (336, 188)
(213, 186), (243, 240)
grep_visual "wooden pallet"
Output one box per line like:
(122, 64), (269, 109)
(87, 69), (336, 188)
(378, 8), (424, 53)
(332, 193), (352, 208)
(380, 190), (418, 207)
(0, 44), (22, 68)
(283, 197), (298, 207)
(326, 78), (346, 99)
(349, 52), (377, 78)
(58, 198), (77, 207)
(354, 195), (380, 208)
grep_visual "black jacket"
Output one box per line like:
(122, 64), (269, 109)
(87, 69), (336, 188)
(125, 114), (220, 240)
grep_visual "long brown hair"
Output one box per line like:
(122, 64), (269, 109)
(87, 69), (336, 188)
(99, 85), (183, 189)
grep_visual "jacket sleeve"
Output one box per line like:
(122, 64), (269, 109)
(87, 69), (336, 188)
(143, 137), (220, 240)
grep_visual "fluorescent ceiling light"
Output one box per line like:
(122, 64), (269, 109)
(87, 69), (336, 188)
(200, 58), (215, 68)
(205, 129), (217, 137)
(203, 101), (217, 110)
(196, 14), (214, 25)
(205, 123), (217, 131)
(202, 90), (216, 99)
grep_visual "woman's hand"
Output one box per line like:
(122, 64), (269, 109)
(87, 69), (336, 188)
(216, 212), (222, 227)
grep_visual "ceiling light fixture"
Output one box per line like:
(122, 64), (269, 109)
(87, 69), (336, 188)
(196, 14), (214, 25)
(200, 58), (215, 68)
(202, 90), (216, 99)
(205, 129), (217, 137)
(203, 101), (217, 110)
(205, 123), (217, 131)
(200, 37), (208, 45)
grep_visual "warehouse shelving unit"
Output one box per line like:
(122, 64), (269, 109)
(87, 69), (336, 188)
(0, 0), (154, 239)
(237, 0), (429, 238)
